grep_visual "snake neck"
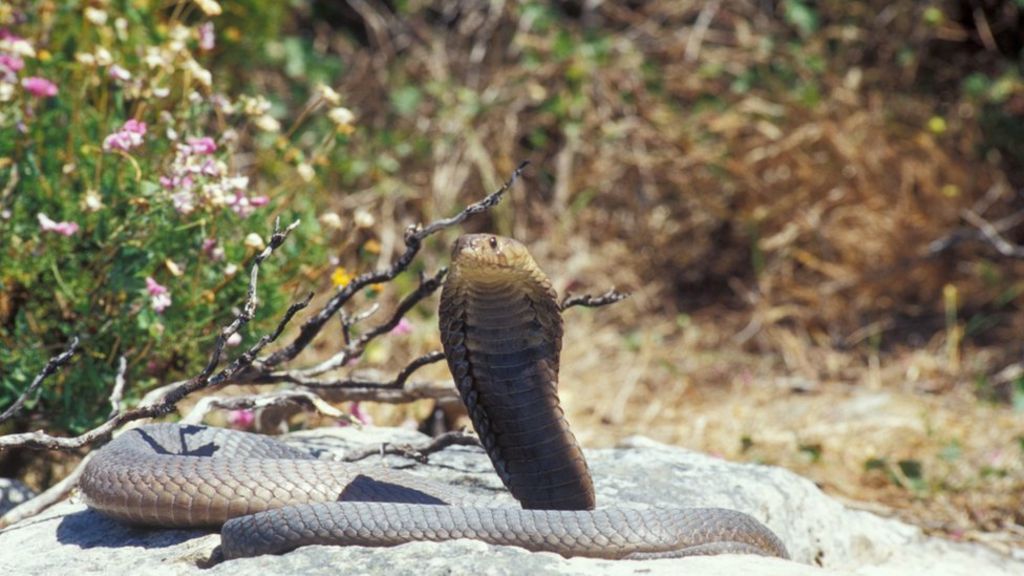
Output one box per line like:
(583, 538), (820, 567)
(440, 235), (595, 511)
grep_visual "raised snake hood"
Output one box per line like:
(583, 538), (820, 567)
(440, 233), (595, 511)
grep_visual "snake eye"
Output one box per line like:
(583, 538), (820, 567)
(488, 236), (498, 249)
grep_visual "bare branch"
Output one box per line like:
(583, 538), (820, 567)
(107, 356), (128, 419)
(0, 452), (93, 528)
(340, 303), (381, 346)
(252, 351), (452, 403)
(0, 337), (79, 425)
(181, 390), (356, 426)
(684, 0), (721, 62)
(560, 288), (630, 311)
(291, 269), (447, 379)
(0, 220), (303, 452)
(341, 429), (480, 463)
(349, 303), (382, 326)
(963, 210), (1024, 258)
(200, 218), (302, 380)
(262, 161), (528, 368)
(391, 351), (447, 388)
(311, 380), (458, 403)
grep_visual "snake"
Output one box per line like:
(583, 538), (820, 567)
(79, 233), (789, 561)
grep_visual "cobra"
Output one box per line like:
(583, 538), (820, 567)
(79, 234), (788, 560)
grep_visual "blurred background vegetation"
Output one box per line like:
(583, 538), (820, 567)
(1, 0), (1022, 554)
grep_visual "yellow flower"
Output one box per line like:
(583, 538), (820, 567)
(362, 239), (381, 254)
(331, 267), (353, 288)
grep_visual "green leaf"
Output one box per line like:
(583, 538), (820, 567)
(783, 0), (819, 37)
(390, 86), (422, 117)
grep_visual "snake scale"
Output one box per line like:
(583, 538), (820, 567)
(79, 234), (788, 560)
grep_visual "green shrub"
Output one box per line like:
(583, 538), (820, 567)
(0, 1), (352, 433)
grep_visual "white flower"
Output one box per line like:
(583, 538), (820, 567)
(327, 107), (355, 127)
(244, 233), (265, 250)
(143, 47), (164, 69)
(254, 114), (280, 132)
(82, 190), (103, 212)
(316, 84), (341, 105)
(296, 162), (315, 182)
(114, 18), (128, 40)
(194, 0), (223, 16)
(94, 47), (112, 66)
(84, 7), (108, 26)
(239, 94), (271, 116)
(171, 190), (195, 214)
(75, 52), (96, 66)
(184, 59), (212, 87)
(319, 212), (343, 230)
(354, 208), (375, 229)
(0, 37), (35, 58)
(165, 259), (184, 277)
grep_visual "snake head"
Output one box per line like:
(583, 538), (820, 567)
(450, 234), (537, 279)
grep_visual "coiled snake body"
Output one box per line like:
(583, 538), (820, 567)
(79, 234), (788, 560)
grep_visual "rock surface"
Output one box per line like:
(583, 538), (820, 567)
(0, 426), (1020, 576)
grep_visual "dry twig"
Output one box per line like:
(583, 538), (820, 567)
(0, 337), (79, 425)
(962, 210), (1024, 258)
(0, 164), (532, 452)
(182, 390), (354, 425)
(340, 429), (481, 463)
(560, 288), (630, 311)
(0, 219), (303, 451)
(0, 452), (95, 528)
(262, 161), (530, 369)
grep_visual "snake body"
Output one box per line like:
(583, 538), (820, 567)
(79, 234), (789, 561)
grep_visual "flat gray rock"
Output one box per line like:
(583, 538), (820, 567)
(0, 426), (1019, 576)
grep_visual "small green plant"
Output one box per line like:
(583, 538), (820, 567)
(0, 1), (354, 433)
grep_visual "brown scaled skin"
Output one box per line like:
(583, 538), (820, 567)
(439, 234), (596, 510)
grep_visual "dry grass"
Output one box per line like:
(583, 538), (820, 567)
(313, 0), (1024, 554)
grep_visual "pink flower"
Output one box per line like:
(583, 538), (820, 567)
(123, 119), (146, 135)
(348, 402), (373, 425)
(0, 54), (23, 74)
(389, 317), (413, 336)
(225, 332), (242, 347)
(37, 213), (79, 236)
(103, 119), (147, 152)
(21, 76), (57, 97)
(145, 276), (168, 296)
(201, 237), (225, 261)
(108, 64), (131, 82)
(199, 158), (220, 176)
(198, 22), (216, 51)
(186, 136), (217, 155)
(145, 276), (172, 313)
(228, 409), (255, 429)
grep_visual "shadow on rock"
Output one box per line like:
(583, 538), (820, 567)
(56, 508), (211, 550)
